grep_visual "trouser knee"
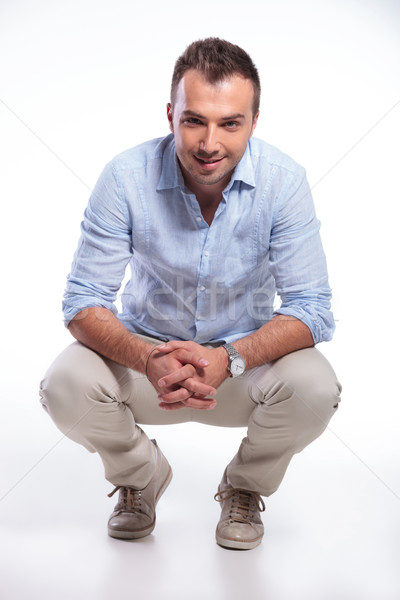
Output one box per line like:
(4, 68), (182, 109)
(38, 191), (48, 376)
(39, 364), (95, 436)
(39, 342), (126, 448)
(249, 348), (341, 449)
(284, 379), (341, 447)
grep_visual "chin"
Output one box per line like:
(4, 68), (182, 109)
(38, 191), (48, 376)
(193, 173), (228, 186)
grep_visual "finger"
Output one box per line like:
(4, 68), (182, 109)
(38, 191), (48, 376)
(182, 379), (217, 396)
(174, 349), (209, 368)
(157, 388), (193, 403)
(158, 389), (216, 408)
(159, 373), (216, 397)
(156, 341), (195, 352)
(158, 398), (217, 411)
(158, 401), (187, 411)
(157, 346), (209, 368)
(158, 364), (196, 388)
(182, 397), (217, 410)
(158, 381), (216, 403)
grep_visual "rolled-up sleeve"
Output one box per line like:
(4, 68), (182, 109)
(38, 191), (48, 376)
(62, 160), (133, 326)
(269, 167), (335, 343)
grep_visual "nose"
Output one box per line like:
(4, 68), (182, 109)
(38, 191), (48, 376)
(201, 125), (219, 154)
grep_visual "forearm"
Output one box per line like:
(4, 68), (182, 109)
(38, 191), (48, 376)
(233, 314), (314, 369)
(68, 307), (153, 373)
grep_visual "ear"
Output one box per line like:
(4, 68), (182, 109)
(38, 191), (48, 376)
(250, 111), (260, 137)
(167, 103), (174, 133)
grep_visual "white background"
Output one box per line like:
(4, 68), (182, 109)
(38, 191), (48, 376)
(0, 0), (399, 598)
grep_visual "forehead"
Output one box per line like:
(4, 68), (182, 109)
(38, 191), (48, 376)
(174, 70), (254, 116)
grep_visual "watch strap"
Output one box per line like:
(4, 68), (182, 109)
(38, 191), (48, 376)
(222, 343), (245, 375)
(222, 343), (240, 360)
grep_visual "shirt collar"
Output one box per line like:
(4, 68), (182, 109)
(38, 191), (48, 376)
(157, 134), (256, 192)
(229, 141), (256, 189)
(156, 135), (181, 191)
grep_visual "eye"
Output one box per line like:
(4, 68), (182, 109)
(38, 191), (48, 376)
(184, 117), (203, 126)
(224, 121), (239, 130)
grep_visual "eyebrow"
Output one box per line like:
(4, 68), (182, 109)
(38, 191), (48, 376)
(221, 113), (245, 121)
(182, 110), (245, 121)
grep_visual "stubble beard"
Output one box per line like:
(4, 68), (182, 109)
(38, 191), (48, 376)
(182, 153), (240, 187)
(187, 167), (231, 186)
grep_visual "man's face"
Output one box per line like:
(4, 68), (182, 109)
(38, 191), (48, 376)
(167, 70), (259, 192)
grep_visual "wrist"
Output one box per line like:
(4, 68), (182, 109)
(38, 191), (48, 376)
(145, 346), (158, 378)
(128, 338), (157, 374)
(215, 346), (230, 372)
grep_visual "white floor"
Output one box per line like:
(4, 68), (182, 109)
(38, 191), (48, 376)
(1, 363), (399, 600)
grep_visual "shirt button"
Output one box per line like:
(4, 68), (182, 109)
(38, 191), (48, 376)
(196, 216), (202, 222)
(199, 286), (205, 292)
(204, 251), (209, 257)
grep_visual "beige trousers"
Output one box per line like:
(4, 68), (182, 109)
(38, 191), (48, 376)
(39, 337), (341, 497)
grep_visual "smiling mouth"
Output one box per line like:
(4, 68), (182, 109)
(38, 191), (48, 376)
(194, 156), (224, 165)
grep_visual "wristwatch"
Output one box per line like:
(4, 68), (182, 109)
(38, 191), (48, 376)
(222, 343), (246, 377)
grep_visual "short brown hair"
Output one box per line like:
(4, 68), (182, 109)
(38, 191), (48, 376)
(171, 38), (261, 117)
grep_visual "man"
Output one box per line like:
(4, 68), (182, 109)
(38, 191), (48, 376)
(40, 38), (341, 550)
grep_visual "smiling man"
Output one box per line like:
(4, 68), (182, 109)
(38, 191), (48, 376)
(40, 38), (341, 550)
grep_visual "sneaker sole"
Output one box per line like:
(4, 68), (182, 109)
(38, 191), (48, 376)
(108, 466), (173, 540)
(216, 531), (263, 550)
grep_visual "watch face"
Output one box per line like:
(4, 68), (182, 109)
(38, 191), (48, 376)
(231, 356), (245, 376)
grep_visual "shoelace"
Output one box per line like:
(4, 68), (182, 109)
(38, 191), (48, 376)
(214, 488), (265, 524)
(108, 486), (143, 513)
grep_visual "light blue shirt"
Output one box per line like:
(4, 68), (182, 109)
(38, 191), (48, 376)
(63, 134), (335, 344)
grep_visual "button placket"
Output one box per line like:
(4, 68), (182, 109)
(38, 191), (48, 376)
(195, 233), (213, 337)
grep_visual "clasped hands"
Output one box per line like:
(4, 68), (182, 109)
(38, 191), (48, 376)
(146, 340), (229, 411)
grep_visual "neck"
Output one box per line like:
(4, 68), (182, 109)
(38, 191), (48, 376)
(186, 176), (227, 201)
(178, 162), (232, 225)
(186, 180), (225, 226)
